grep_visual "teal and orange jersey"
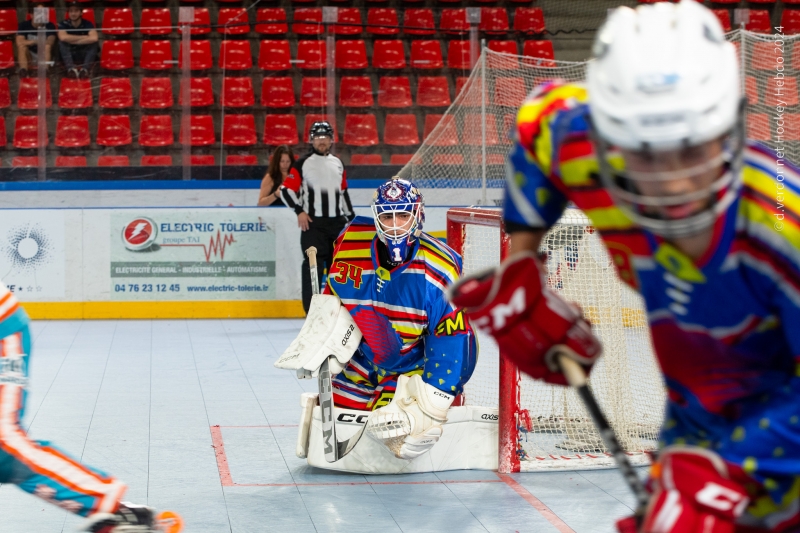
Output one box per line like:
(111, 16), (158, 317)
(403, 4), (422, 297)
(506, 80), (800, 526)
(323, 216), (477, 395)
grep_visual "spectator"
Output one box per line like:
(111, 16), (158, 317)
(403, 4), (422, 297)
(258, 145), (297, 207)
(16, 3), (57, 78)
(281, 122), (355, 313)
(58, 1), (98, 79)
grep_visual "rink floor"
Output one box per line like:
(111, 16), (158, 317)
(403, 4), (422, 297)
(0, 320), (644, 533)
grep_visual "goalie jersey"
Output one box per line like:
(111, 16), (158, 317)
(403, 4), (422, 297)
(323, 216), (477, 395)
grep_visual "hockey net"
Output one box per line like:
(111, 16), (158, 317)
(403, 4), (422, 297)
(448, 207), (666, 472)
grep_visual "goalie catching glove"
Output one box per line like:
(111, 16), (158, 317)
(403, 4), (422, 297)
(448, 251), (601, 385)
(365, 373), (454, 460)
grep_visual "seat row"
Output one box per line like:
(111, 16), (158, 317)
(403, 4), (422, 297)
(3, 154), (261, 168)
(1, 112), (514, 149)
(0, 7), (546, 37)
(1, 73), (546, 110)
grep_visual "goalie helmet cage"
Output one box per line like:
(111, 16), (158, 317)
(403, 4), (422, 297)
(447, 207), (666, 473)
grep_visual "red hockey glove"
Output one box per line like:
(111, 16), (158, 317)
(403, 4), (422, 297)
(616, 447), (750, 533)
(448, 252), (601, 385)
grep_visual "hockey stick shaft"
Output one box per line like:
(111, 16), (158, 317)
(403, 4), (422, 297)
(558, 352), (650, 517)
(306, 246), (320, 296)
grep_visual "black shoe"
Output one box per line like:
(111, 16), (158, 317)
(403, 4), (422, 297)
(68, 68), (79, 79)
(18, 68), (27, 78)
(79, 68), (89, 79)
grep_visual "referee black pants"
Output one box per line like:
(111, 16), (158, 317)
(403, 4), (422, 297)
(300, 216), (348, 314)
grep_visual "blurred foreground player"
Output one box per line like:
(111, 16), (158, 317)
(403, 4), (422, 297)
(450, 2), (800, 532)
(0, 283), (181, 532)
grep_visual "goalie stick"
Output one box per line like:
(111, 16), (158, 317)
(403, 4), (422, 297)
(556, 349), (649, 523)
(306, 246), (366, 463)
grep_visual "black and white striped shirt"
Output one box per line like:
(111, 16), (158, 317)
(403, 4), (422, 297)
(281, 152), (354, 219)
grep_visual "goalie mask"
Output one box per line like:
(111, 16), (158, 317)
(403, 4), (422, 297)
(372, 178), (425, 265)
(586, 0), (744, 238)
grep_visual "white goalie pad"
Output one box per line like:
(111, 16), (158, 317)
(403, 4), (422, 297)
(274, 294), (362, 378)
(303, 403), (499, 473)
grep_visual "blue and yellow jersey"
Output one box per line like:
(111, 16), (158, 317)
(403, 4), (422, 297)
(323, 216), (477, 394)
(506, 80), (800, 417)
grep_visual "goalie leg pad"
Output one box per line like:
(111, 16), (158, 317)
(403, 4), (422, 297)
(365, 374), (455, 460)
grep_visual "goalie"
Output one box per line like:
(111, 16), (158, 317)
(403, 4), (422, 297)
(450, 2), (800, 532)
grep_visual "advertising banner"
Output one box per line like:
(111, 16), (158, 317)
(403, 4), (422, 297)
(0, 210), (65, 299)
(110, 210), (276, 300)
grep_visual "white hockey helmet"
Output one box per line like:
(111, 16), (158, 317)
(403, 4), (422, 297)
(586, 0), (745, 237)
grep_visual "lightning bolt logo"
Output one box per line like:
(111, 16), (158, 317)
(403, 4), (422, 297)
(129, 222), (147, 240)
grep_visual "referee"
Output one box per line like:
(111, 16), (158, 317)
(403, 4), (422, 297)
(281, 122), (355, 313)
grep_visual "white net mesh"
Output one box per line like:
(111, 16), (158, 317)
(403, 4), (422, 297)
(402, 30), (797, 195)
(456, 208), (666, 470)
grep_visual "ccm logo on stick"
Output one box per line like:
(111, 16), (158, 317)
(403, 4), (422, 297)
(337, 413), (368, 425)
(341, 325), (355, 346)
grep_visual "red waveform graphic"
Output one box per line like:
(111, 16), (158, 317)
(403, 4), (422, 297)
(161, 231), (236, 262)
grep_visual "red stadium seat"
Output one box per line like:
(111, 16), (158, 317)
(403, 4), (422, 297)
(297, 40), (327, 70)
(711, 9), (732, 32)
(336, 40), (368, 69)
(344, 114), (379, 146)
(263, 114), (299, 145)
(98, 155), (130, 167)
(766, 76), (798, 106)
(744, 10), (771, 33)
(0, 41), (13, 70)
(334, 8), (362, 35)
(101, 8), (133, 35)
(403, 9), (435, 36)
(218, 8), (249, 35)
(0, 78), (9, 109)
(97, 115), (132, 147)
(0, 117), (6, 147)
(219, 40), (252, 70)
(226, 155), (258, 165)
(222, 114), (257, 146)
(523, 40), (556, 67)
(12, 157), (41, 168)
(190, 155), (215, 166)
(367, 8), (399, 35)
(752, 41), (775, 70)
(179, 7), (210, 36)
(140, 77), (173, 109)
(448, 40), (473, 69)
(139, 115), (174, 147)
(58, 78), (92, 109)
(423, 114), (459, 146)
(747, 114), (770, 141)
(0, 9), (17, 38)
(410, 41), (443, 69)
(781, 9), (800, 35)
(13, 116), (47, 149)
(140, 8), (172, 36)
(140, 40), (173, 70)
(513, 8), (546, 34)
(372, 40), (406, 69)
(782, 113), (800, 140)
(255, 8), (287, 35)
(390, 154), (415, 165)
(440, 9), (469, 35)
(17, 78), (52, 109)
(350, 154), (383, 165)
(464, 114), (499, 145)
(181, 115), (215, 146)
(384, 114), (419, 146)
(55, 116), (90, 148)
(432, 154), (465, 166)
(222, 77), (255, 108)
(488, 41), (520, 69)
(300, 77), (327, 107)
(179, 40), (212, 70)
(480, 7), (509, 34)
(101, 40), (134, 71)
(745, 76), (758, 105)
(55, 156), (87, 168)
(417, 77), (451, 107)
(304, 114), (337, 141)
(179, 77), (214, 107)
(494, 77), (527, 108)
(141, 155), (172, 166)
(293, 8), (323, 35)
(99, 78), (133, 109)
(259, 40), (291, 71)
(378, 76), (412, 108)
(339, 76), (373, 107)
(261, 77), (295, 107)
